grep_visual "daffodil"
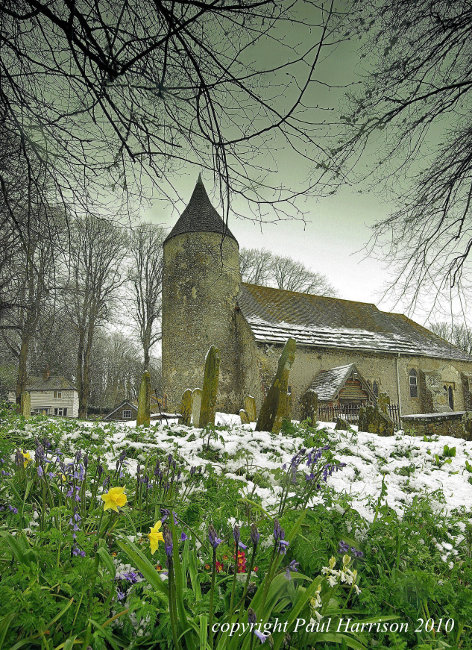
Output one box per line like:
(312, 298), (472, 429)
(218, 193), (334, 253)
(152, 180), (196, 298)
(21, 451), (32, 467)
(148, 521), (164, 555)
(101, 486), (127, 512)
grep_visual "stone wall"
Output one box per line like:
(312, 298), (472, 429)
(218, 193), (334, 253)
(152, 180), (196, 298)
(162, 231), (242, 412)
(254, 343), (472, 419)
(401, 411), (471, 440)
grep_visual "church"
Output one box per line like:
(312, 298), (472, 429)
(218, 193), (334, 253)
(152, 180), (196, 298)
(162, 177), (472, 418)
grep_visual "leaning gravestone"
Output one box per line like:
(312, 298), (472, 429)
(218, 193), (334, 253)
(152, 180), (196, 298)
(199, 346), (221, 427)
(244, 395), (257, 422)
(136, 371), (151, 427)
(180, 389), (193, 426)
(192, 388), (202, 426)
(377, 392), (390, 414)
(300, 389), (318, 424)
(21, 391), (31, 418)
(256, 338), (296, 433)
(358, 404), (394, 437)
(239, 409), (250, 424)
(335, 417), (350, 430)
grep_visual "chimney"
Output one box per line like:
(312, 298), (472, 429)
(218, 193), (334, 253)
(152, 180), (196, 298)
(42, 365), (50, 382)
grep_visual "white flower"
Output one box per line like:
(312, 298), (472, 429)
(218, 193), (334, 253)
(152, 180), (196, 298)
(327, 575), (338, 587)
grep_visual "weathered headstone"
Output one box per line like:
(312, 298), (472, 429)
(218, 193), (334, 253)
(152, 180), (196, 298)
(191, 388), (202, 426)
(199, 345), (221, 427)
(377, 392), (390, 415)
(300, 389), (318, 423)
(179, 389), (193, 426)
(136, 371), (151, 427)
(335, 417), (350, 430)
(21, 391), (31, 418)
(244, 395), (257, 422)
(239, 409), (250, 424)
(358, 404), (394, 436)
(256, 338), (296, 433)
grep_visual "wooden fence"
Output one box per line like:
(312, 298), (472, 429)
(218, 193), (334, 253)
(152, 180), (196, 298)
(317, 403), (401, 430)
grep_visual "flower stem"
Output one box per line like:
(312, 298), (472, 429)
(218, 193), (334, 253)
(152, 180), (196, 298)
(208, 546), (217, 648)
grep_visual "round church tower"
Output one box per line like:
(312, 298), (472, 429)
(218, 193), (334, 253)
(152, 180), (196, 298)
(162, 176), (242, 412)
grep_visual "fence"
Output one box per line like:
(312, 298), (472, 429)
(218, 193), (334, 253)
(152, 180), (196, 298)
(317, 403), (401, 430)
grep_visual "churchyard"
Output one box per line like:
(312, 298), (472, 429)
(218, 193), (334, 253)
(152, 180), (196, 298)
(1, 395), (471, 648)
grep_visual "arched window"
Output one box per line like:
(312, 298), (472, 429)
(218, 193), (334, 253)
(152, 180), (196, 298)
(372, 381), (379, 398)
(409, 369), (418, 398)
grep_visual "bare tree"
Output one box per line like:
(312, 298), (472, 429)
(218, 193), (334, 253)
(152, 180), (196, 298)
(0, 1), (338, 231)
(337, 0), (472, 308)
(240, 247), (336, 295)
(65, 215), (127, 417)
(1, 207), (63, 400)
(429, 322), (472, 357)
(128, 224), (166, 370)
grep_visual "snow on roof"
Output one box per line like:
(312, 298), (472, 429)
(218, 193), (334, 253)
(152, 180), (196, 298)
(238, 284), (470, 361)
(309, 364), (356, 400)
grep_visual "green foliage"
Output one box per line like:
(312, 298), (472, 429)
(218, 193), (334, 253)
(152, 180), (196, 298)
(0, 411), (470, 648)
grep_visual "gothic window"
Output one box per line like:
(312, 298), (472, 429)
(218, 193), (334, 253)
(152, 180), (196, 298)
(372, 381), (379, 398)
(409, 369), (418, 398)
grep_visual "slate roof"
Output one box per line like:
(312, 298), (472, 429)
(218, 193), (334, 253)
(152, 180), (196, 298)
(238, 283), (470, 361)
(26, 376), (77, 391)
(165, 175), (237, 244)
(310, 364), (356, 401)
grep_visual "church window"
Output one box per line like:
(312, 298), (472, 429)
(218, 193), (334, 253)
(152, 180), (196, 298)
(372, 381), (379, 397)
(409, 369), (418, 397)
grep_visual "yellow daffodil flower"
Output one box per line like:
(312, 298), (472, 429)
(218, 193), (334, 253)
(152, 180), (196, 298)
(21, 451), (32, 467)
(148, 521), (164, 555)
(101, 486), (127, 512)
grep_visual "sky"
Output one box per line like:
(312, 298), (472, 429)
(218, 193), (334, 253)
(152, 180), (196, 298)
(141, 5), (403, 319)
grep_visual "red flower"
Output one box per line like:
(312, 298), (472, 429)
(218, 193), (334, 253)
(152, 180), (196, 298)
(235, 550), (246, 573)
(215, 561), (224, 573)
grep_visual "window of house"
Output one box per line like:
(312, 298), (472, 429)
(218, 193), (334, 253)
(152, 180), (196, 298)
(54, 407), (67, 416)
(409, 369), (418, 397)
(443, 383), (455, 410)
(54, 391), (62, 399)
(372, 381), (379, 397)
(123, 409), (132, 419)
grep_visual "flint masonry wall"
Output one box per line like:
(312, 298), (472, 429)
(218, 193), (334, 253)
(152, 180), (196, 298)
(162, 231), (242, 412)
(255, 344), (472, 419)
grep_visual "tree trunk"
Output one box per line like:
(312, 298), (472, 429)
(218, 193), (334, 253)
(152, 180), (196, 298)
(16, 334), (30, 403)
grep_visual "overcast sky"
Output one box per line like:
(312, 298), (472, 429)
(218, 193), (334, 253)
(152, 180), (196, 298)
(141, 10), (406, 320)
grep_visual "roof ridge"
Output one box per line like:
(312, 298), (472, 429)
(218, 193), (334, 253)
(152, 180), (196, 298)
(241, 282), (377, 309)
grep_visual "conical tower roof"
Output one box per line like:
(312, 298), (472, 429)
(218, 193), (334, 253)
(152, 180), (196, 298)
(165, 175), (237, 244)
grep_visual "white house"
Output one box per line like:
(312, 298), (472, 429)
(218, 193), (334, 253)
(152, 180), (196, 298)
(8, 372), (79, 418)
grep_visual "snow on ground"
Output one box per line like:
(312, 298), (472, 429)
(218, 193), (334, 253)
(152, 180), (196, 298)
(21, 413), (472, 522)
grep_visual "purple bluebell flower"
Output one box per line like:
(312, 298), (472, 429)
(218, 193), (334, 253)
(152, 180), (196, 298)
(278, 539), (289, 555)
(248, 609), (257, 625)
(208, 524), (222, 549)
(180, 531), (188, 541)
(37, 466), (44, 478)
(8, 505), (18, 514)
(117, 590), (126, 601)
(233, 525), (240, 545)
(250, 524), (260, 548)
(254, 629), (268, 643)
(238, 541), (248, 550)
(285, 559), (299, 580)
(273, 519), (283, 542)
(122, 571), (139, 584)
(164, 526), (173, 558)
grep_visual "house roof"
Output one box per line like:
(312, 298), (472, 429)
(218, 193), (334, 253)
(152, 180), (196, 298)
(164, 175), (237, 244)
(238, 283), (470, 361)
(103, 400), (138, 420)
(26, 375), (77, 391)
(310, 363), (375, 401)
(310, 364), (357, 401)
